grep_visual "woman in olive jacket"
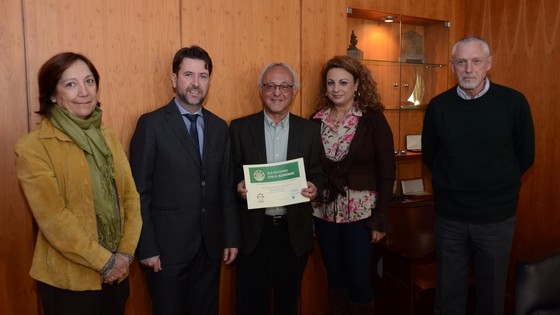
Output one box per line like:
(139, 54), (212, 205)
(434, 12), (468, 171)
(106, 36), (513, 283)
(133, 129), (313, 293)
(15, 52), (141, 315)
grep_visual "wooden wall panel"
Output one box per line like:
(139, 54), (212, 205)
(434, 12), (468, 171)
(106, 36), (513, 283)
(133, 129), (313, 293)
(180, 0), (302, 122)
(22, 0), (181, 144)
(0, 0), (39, 314)
(465, 0), (560, 312)
(301, 0), (347, 119)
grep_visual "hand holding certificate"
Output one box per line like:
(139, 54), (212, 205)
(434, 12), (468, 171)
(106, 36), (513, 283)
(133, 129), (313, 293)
(243, 158), (309, 209)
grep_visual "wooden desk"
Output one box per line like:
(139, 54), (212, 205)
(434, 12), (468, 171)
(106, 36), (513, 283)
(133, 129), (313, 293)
(377, 199), (436, 315)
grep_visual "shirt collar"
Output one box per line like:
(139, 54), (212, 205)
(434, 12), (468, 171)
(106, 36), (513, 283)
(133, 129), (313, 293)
(456, 78), (491, 100)
(264, 111), (290, 129)
(174, 98), (203, 116)
(313, 106), (363, 121)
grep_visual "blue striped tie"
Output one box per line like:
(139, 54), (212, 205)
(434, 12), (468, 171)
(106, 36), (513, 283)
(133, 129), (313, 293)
(185, 114), (200, 156)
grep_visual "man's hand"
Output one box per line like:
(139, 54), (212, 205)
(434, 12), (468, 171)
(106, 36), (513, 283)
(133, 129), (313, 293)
(301, 181), (318, 200)
(223, 248), (239, 264)
(140, 256), (162, 273)
(237, 180), (248, 199)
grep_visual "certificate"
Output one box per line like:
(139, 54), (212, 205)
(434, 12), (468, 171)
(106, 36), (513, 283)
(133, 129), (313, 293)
(243, 157), (308, 209)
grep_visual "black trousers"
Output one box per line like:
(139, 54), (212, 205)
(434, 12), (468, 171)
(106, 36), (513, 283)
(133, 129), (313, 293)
(236, 218), (308, 315)
(146, 244), (221, 315)
(38, 278), (129, 315)
(314, 217), (374, 304)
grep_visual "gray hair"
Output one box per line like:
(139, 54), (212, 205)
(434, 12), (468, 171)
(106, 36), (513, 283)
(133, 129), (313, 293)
(258, 63), (299, 90)
(452, 36), (491, 58)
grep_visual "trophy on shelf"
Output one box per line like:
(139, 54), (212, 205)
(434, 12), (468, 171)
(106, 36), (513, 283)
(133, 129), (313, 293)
(401, 31), (426, 109)
(402, 72), (425, 108)
(346, 30), (363, 59)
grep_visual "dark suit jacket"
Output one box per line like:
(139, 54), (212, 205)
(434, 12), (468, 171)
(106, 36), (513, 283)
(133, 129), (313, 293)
(130, 99), (240, 264)
(229, 111), (326, 256)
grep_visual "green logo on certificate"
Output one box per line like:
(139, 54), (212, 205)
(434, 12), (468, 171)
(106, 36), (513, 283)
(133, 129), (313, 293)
(248, 161), (301, 183)
(253, 170), (266, 182)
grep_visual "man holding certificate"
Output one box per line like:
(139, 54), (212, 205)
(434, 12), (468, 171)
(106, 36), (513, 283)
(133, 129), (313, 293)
(230, 63), (327, 315)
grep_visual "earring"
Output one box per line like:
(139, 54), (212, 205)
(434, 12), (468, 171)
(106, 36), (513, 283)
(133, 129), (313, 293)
(354, 90), (361, 100)
(51, 98), (56, 104)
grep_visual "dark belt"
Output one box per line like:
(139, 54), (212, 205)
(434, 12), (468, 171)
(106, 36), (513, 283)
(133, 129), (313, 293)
(265, 215), (287, 225)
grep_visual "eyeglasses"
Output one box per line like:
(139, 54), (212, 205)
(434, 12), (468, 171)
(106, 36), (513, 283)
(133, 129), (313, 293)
(452, 58), (484, 68)
(262, 83), (293, 93)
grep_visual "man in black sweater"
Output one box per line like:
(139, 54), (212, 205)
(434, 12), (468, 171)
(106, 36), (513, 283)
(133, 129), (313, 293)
(422, 36), (535, 315)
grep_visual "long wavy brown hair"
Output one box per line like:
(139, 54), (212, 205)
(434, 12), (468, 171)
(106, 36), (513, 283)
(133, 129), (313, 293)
(315, 55), (384, 113)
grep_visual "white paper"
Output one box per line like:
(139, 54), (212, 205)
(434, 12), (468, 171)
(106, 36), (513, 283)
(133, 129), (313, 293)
(243, 158), (309, 209)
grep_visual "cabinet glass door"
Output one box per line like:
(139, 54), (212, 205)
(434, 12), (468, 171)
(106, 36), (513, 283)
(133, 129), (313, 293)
(347, 8), (449, 153)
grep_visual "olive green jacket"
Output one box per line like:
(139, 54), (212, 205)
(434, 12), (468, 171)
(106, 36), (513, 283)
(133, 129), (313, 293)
(15, 119), (141, 291)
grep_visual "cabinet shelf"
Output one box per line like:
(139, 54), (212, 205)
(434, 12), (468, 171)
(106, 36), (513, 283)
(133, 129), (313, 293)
(385, 105), (428, 110)
(400, 104), (428, 110)
(358, 58), (447, 69)
(395, 151), (422, 162)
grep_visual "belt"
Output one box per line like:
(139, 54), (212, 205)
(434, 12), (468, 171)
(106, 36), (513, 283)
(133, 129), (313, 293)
(265, 215), (287, 225)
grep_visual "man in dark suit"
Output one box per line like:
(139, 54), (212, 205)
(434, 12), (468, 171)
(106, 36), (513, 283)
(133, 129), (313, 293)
(230, 63), (327, 315)
(129, 46), (240, 315)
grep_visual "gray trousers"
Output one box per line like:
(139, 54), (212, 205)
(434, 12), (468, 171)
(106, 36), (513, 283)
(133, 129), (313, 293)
(434, 215), (516, 315)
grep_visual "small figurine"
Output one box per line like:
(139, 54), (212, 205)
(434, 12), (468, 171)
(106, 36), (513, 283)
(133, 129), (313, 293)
(348, 30), (359, 50)
(346, 30), (363, 59)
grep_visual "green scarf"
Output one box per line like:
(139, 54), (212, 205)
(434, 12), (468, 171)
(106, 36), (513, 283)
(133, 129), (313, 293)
(50, 105), (120, 252)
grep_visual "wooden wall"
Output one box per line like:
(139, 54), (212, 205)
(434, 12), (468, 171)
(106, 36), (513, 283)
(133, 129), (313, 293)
(0, 0), (37, 314)
(464, 0), (560, 312)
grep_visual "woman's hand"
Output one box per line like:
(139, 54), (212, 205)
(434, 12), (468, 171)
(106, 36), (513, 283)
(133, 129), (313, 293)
(371, 230), (386, 244)
(103, 254), (130, 284)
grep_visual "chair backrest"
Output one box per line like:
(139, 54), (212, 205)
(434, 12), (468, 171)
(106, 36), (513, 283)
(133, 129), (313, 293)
(515, 249), (560, 315)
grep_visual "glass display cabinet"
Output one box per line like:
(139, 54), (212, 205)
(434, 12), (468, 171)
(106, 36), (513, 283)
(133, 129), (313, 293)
(346, 8), (450, 157)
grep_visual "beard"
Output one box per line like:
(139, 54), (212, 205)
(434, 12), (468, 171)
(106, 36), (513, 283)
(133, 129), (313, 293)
(180, 87), (206, 106)
(458, 77), (482, 90)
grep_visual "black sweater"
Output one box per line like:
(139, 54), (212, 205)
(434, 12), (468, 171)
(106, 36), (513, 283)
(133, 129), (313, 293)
(422, 82), (535, 223)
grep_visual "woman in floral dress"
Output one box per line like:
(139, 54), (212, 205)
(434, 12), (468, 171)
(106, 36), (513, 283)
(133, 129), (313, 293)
(311, 55), (395, 315)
